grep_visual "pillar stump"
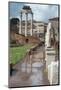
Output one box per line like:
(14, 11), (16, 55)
(45, 47), (56, 69)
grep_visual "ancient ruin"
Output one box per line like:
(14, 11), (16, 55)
(45, 20), (59, 84)
(19, 6), (33, 36)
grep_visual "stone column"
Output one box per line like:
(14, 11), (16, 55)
(30, 12), (33, 36)
(19, 12), (22, 34)
(46, 22), (51, 48)
(25, 13), (28, 36)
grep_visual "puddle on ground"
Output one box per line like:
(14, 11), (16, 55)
(19, 62), (45, 85)
(10, 58), (48, 86)
(9, 46), (49, 87)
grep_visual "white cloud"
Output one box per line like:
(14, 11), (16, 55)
(9, 3), (58, 22)
(25, 3), (58, 22)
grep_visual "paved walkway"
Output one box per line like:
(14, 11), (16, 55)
(9, 46), (50, 88)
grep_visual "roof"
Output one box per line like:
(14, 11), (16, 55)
(49, 17), (59, 21)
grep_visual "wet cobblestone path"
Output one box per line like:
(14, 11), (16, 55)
(9, 46), (50, 88)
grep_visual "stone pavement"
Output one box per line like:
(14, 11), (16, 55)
(9, 46), (50, 88)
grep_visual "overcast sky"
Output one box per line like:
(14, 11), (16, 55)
(9, 2), (58, 22)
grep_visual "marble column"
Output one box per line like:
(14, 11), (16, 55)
(30, 13), (33, 36)
(46, 22), (51, 48)
(25, 13), (28, 36)
(19, 12), (22, 34)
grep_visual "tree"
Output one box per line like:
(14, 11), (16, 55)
(10, 18), (19, 34)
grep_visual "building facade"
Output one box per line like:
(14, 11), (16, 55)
(20, 20), (47, 42)
(49, 17), (59, 42)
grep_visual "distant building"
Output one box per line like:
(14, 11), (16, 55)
(10, 18), (47, 42)
(20, 20), (47, 41)
(33, 21), (47, 41)
(49, 17), (59, 42)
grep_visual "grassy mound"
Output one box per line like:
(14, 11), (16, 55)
(10, 44), (33, 64)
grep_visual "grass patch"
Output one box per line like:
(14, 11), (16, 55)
(10, 44), (33, 64)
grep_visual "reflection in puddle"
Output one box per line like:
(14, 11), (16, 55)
(10, 58), (49, 87)
(11, 69), (18, 76)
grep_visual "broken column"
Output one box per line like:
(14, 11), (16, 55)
(45, 22), (58, 85)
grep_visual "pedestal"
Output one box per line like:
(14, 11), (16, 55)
(45, 47), (59, 84)
(48, 61), (58, 85)
(45, 47), (56, 69)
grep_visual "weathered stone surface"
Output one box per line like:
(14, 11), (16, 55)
(48, 61), (58, 85)
(45, 47), (56, 69)
(10, 32), (40, 45)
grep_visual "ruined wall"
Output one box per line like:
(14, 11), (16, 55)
(10, 32), (40, 46)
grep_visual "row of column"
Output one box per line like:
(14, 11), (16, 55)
(19, 12), (33, 36)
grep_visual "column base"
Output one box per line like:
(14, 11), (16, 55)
(45, 47), (56, 69)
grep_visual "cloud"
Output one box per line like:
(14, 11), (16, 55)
(9, 2), (58, 22)
(25, 3), (58, 22)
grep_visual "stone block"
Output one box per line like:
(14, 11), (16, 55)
(48, 61), (58, 85)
